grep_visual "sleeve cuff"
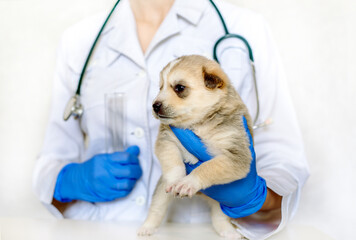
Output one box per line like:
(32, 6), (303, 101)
(32, 155), (74, 215)
(41, 202), (65, 219)
(230, 169), (305, 239)
(53, 163), (76, 203)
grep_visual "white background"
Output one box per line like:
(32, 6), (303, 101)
(0, 0), (355, 239)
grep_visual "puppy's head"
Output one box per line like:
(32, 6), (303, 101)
(152, 55), (231, 127)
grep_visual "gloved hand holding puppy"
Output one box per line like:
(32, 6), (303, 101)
(171, 116), (267, 218)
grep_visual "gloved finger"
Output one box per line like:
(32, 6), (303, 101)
(170, 126), (213, 162)
(110, 190), (130, 199)
(111, 179), (136, 191)
(125, 145), (140, 156)
(242, 116), (255, 159)
(124, 146), (140, 165)
(110, 164), (142, 179)
(242, 116), (253, 147)
(77, 186), (119, 202)
(184, 161), (199, 175)
(96, 188), (131, 202)
(109, 147), (140, 164)
(78, 194), (107, 203)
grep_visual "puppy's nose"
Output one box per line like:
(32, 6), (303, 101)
(153, 101), (162, 114)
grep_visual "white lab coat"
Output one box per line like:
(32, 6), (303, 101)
(32, 0), (309, 239)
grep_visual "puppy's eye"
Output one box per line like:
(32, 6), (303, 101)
(174, 84), (185, 93)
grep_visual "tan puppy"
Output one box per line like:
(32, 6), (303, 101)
(138, 55), (253, 239)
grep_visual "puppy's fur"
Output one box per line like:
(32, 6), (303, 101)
(138, 55), (253, 239)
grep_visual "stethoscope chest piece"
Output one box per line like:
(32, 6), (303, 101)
(63, 94), (83, 121)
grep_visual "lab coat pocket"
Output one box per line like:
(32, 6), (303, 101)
(67, 43), (120, 74)
(65, 48), (123, 95)
(81, 55), (140, 108)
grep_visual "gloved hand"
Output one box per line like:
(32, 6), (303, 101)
(170, 117), (267, 218)
(54, 146), (142, 203)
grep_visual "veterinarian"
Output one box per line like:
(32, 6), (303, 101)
(33, 0), (309, 239)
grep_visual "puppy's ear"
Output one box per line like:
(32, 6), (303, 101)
(202, 66), (225, 89)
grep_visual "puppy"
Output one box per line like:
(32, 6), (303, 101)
(138, 55), (254, 239)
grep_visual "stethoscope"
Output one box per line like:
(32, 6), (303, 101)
(63, 0), (272, 130)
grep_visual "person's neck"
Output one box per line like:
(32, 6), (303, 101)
(129, 0), (175, 24)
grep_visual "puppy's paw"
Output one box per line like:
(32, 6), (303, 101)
(165, 181), (179, 195)
(137, 226), (158, 236)
(165, 184), (173, 193)
(172, 175), (201, 198)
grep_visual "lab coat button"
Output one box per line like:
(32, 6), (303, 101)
(134, 128), (144, 138)
(136, 196), (146, 206)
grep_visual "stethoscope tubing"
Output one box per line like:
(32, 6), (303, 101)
(76, 0), (122, 96)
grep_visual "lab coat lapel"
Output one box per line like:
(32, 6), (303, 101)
(144, 0), (206, 57)
(174, 0), (206, 26)
(106, 0), (145, 69)
(105, 0), (207, 65)
(143, 4), (180, 58)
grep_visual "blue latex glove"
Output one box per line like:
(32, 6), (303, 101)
(54, 146), (142, 203)
(170, 117), (267, 218)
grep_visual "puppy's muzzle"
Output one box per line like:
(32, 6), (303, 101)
(153, 101), (162, 114)
(153, 101), (174, 119)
